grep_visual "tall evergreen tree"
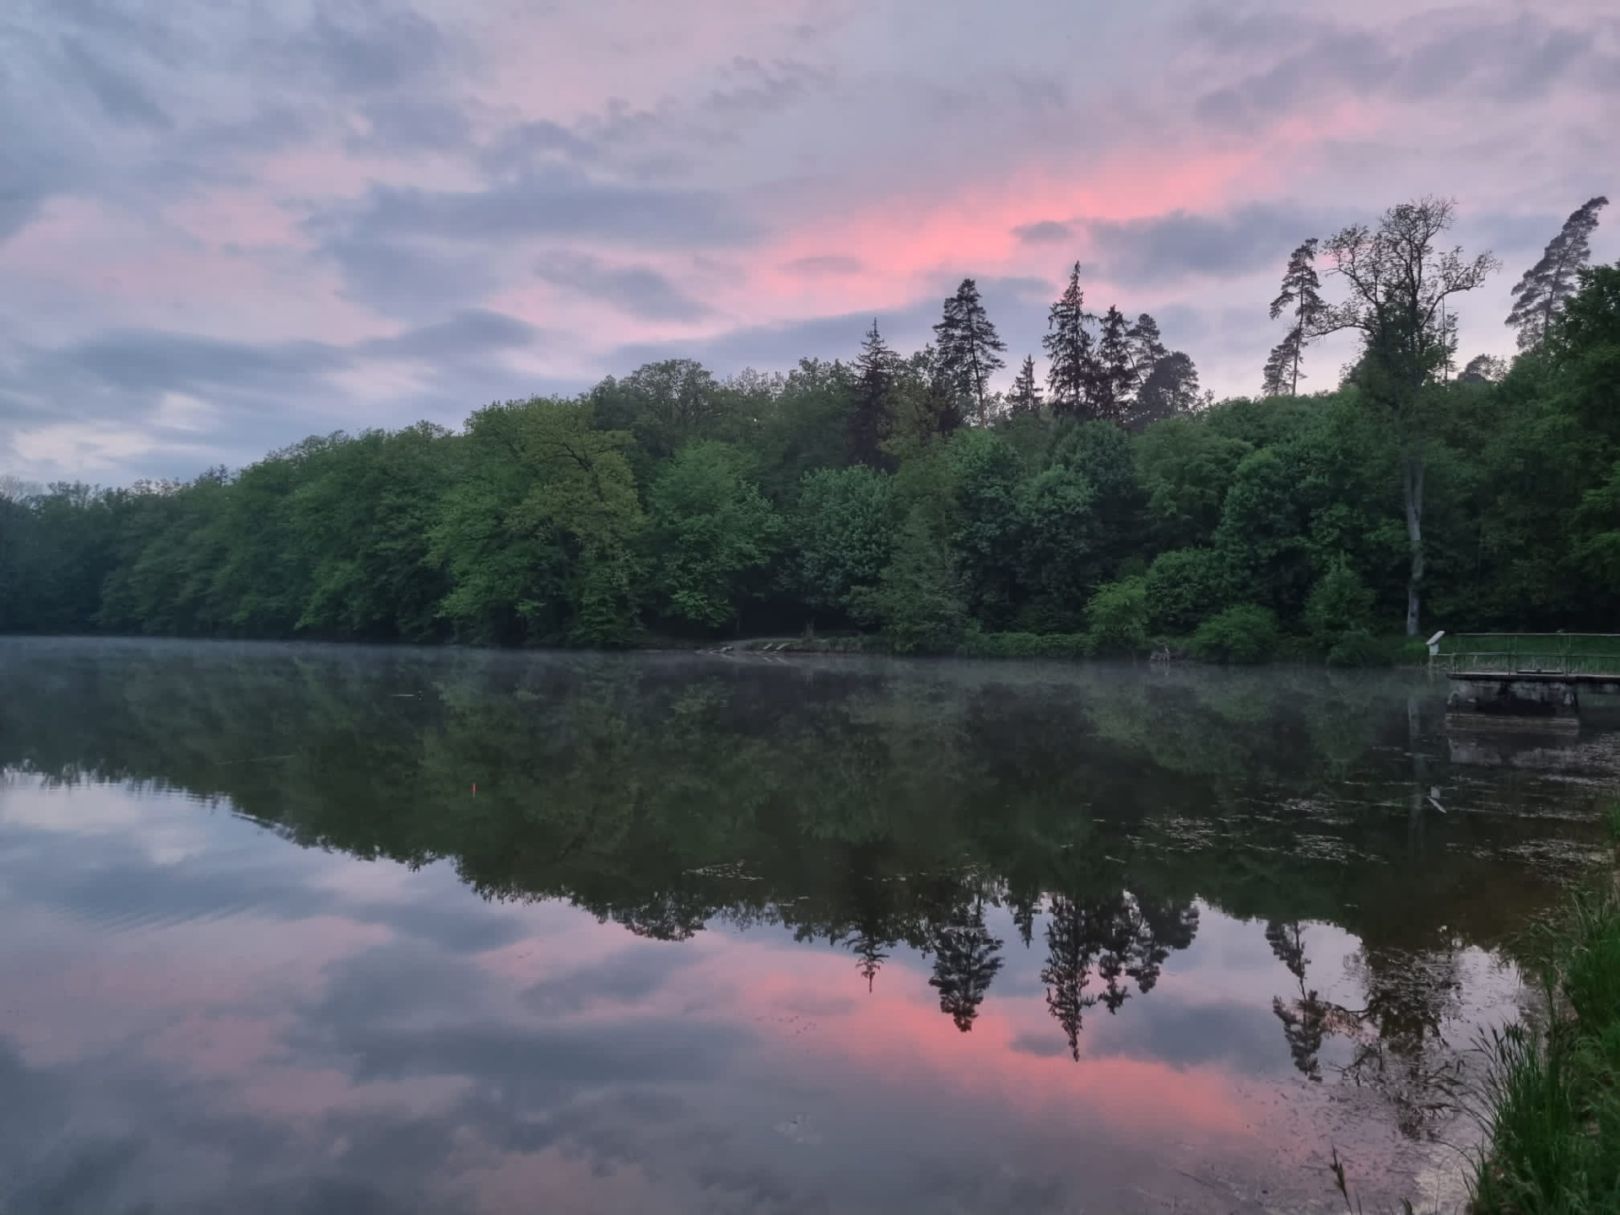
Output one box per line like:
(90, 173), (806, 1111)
(1126, 313), (1168, 391)
(1506, 195), (1609, 349)
(847, 320), (899, 468)
(1043, 263), (1098, 419)
(1267, 239), (1324, 395)
(1128, 351), (1201, 430)
(1094, 306), (1134, 424)
(1261, 329), (1302, 396)
(933, 278), (1006, 426)
(1008, 354), (1044, 416)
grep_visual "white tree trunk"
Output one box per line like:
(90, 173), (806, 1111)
(1403, 451), (1425, 638)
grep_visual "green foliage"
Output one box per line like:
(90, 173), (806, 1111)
(647, 441), (781, 632)
(6, 261), (1620, 654)
(955, 631), (1090, 660)
(1085, 576), (1148, 655)
(1473, 890), (1620, 1214)
(858, 507), (966, 655)
(1304, 557), (1375, 647)
(1144, 547), (1232, 635)
(789, 465), (895, 619)
(1189, 604), (1279, 664)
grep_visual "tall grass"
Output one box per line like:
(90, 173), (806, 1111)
(1470, 889), (1620, 1213)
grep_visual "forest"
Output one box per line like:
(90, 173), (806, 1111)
(2, 196), (1616, 661)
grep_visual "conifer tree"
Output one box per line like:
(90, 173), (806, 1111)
(1267, 239), (1324, 395)
(1043, 263), (1097, 419)
(1094, 306), (1134, 423)
(1507, 196), (1609, 349)
(1009, 354), (1043, 416)
(1126, 313), (1168, 390)
(847, 320), (898, 468)
(933, 278), (1006, 426)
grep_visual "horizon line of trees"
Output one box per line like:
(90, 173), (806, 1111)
(1, 195), (1616, 652)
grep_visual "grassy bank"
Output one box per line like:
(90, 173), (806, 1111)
(1471, 861), (1620, 1212)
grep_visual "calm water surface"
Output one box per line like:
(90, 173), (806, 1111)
(3, 639), (1618, 1214)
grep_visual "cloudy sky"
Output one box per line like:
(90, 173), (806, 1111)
(2, 0), (1616, 484)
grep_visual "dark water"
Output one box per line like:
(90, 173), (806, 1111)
(3, 639), (1617, 1214)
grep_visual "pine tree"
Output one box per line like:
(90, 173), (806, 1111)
(1094, 306), (1134, 424)
(1262, 329), (1302, 396)
(933, 278), (1006, 426)
(848, 320), (898, 468)
(1043, 263), (1097, 419)
(1008, 354), (1043, 416)
(928, 905), (1004, 1032)
(1129, 351), (1201, 430)
(1507, 196), (1609, 349)
(1267, 239), (1324, 395)
(1126, 313), (1168, 391)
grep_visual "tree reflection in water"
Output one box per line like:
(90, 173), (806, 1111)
(0, 640), (1601, 1140)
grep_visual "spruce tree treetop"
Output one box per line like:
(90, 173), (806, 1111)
(934, 278), (1007, 427)
(1043, 263), (1097, 420)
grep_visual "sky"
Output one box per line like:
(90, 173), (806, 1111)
(1, 0), (1616, 485)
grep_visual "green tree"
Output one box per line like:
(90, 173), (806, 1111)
(647, 441), (782, 633)
(858, 506), (966, 654)
(934, 278), (1007, 426)
(789, 466), (896, 621)
(1265, 239), (1324, 395)
(849, 320), (900, 468)
(1318, 197), (1498, 635)
(1506, 196), (1609, 350)
(431, 398), (644, 645)
(1044, 263), (1097, 420)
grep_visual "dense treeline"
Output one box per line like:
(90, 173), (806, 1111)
(2, 199), (1616, 657)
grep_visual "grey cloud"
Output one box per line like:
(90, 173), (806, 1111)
(1199, 12), (1607, 130)
(533, 252), (712, 321)
(782, 254), (862, 275)
(52, 330), (351, 395)
(1087, 204), (1327, 286)
(319, 233), (502, 320)
(1014, 220), (1072, 245)
(351, 97), (472, 152)
(700, 56), (830, 117)
(286, 0), (450, 95)
(60, 37), (171, 129)
(318, 169), (755, 249)
(356, 310), (542, 360)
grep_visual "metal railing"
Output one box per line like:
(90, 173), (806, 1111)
(1434, 643), (1620, 679)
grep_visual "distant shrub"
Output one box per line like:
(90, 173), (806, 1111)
(957, 631), (1090, 660)
(1189, 604), (1278, 664)
(1145, 548), (1233, 635)
(1325, 627), (1384, 667)
(1085, 576), (1149, 655)
(1305, 558), (1375, 647)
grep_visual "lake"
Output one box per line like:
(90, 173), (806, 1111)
(2, 638), (1617, 1214)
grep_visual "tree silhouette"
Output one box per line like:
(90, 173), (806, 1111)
(1265, 238), (1325, 395)
(1507, 196), (1609, 349)
(1041, 896), (1099, 1059)
(934, 278), (1006, 426)
(928, 904), (1005, 1032)
(1043, 263), (1098, 419)
(1094, 306), (1134, 424)
(1008, 355), (1044, 417)
(848, 320), (899, 468)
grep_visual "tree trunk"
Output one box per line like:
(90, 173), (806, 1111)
(1402, 450), (1425, 637)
